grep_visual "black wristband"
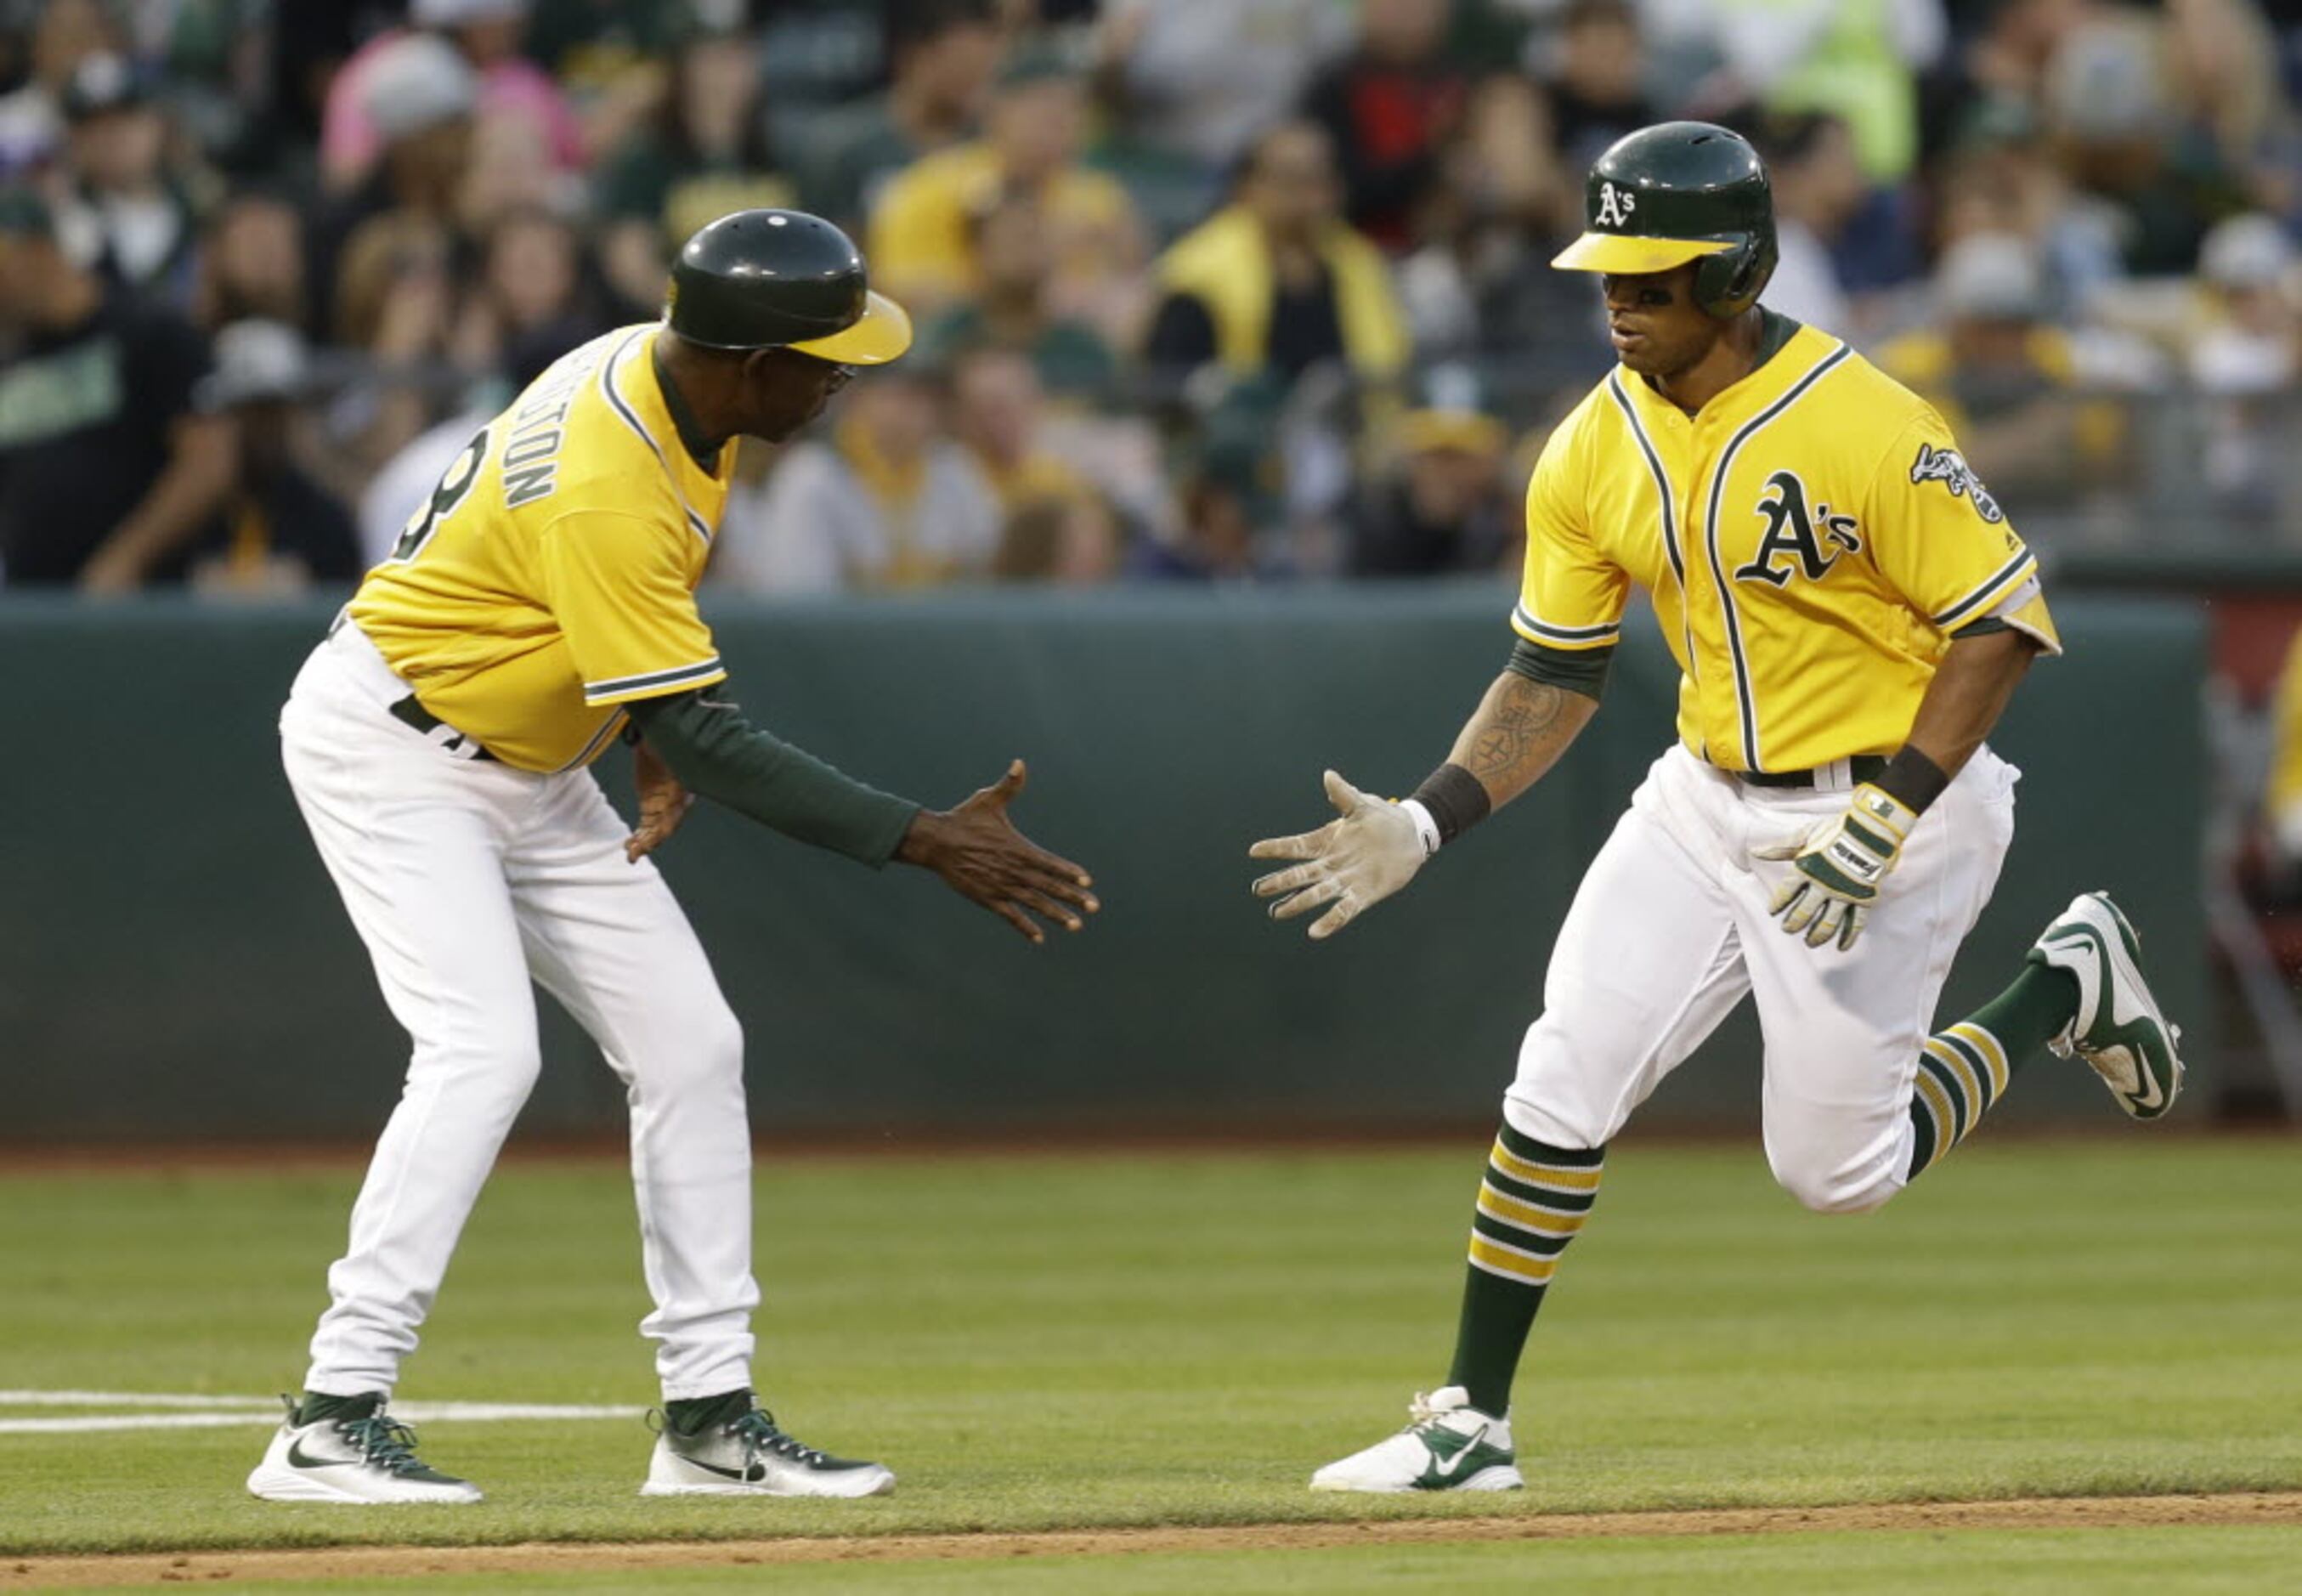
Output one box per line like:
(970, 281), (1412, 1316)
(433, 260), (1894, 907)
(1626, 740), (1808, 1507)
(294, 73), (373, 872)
(1875, 745), (1952, 816)
(1410, 761), (1493, 846)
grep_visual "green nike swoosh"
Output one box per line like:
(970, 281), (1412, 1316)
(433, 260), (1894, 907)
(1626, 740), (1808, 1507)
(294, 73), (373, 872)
(1426, 1424), (1489, 1480)
(680, 1454), (766, 1483)
(286, 1435), (360, 1470)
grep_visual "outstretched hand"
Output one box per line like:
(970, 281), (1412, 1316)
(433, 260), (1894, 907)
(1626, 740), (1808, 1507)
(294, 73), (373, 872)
(1248, 769), (1428, 941)
(897, 760), (1100, 943)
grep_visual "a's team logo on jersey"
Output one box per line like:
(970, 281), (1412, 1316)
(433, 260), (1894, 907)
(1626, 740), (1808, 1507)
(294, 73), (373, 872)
(1734, 469), (1862, 588)
(1909, 443), (2005, 524)
(1595, 181), (1637, 229)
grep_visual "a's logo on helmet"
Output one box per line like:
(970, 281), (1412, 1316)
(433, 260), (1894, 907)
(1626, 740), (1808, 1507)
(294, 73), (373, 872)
(1595, 181), (1637, 229)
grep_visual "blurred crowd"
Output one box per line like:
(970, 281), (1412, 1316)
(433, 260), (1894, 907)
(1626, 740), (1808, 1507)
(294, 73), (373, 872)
(2, 0), (2301, 597)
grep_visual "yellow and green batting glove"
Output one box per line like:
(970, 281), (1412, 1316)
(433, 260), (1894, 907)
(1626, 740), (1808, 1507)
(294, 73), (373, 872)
(1752, 783), (1918, 952)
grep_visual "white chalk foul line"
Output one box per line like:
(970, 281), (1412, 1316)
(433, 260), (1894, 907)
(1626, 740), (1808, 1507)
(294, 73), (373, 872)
(0, 1392), (644, 1435)
(5, 1415), (294, 1435)
(0, 1389), (280, 1408)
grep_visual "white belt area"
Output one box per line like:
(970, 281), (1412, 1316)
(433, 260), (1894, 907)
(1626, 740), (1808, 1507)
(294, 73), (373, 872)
(323, 614), (417, 711)
(320, 615), (497, 761)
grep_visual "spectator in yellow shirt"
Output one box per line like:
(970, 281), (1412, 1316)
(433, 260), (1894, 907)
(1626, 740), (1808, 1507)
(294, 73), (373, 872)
(795, 0), (1003, 233)
(1143, 119), (1409, 385)
(867, 45), (1145, 337)
(913, 191), (1119, 399)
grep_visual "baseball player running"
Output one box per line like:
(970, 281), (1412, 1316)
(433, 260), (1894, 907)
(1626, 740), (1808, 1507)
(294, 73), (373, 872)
(249, 211), (1098, 1505)
(1249, 124), (2184, 1494)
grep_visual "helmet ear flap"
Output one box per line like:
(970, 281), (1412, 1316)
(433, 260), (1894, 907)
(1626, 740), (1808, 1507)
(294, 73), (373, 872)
(1692, 247), (1744, 319)
(1694, 230), (1779, 319)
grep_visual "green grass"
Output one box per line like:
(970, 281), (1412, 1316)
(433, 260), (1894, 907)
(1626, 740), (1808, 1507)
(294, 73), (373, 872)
(54, 1526), (2302, 1594)
(2, 1140), (2298, 1561)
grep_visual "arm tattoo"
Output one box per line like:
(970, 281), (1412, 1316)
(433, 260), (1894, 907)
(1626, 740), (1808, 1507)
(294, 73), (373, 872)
(1465, 676), (1569, 785)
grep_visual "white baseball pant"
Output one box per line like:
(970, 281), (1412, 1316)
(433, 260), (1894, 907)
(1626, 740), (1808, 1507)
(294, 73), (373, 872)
(1506, 743), (2019, 1212)
(278, 623), (759, 1401)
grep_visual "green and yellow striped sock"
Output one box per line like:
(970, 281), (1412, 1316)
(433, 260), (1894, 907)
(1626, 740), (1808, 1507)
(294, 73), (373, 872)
(1906, 963), (2079, 1180)
(1908, 1021), (2011, 1178)
(1446, 1125), (1603, 1417)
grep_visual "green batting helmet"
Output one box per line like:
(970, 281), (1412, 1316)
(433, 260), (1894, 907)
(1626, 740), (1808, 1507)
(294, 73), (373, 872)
(665, 208), (913, 365)
(1551, 122), (1778, 320)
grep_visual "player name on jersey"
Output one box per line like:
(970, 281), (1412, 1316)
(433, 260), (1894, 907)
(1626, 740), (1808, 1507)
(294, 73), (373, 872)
(500, 348), (600, 509)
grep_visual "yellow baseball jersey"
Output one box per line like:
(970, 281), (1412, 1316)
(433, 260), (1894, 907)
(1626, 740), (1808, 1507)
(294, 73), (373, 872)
(1516, 321), (2061, 773)
(348, 324), (736, 773)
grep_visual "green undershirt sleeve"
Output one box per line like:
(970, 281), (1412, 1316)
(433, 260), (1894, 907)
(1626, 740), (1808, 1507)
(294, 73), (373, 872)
(625, 684), (919, 869)
(1506, 638), (1613, 701)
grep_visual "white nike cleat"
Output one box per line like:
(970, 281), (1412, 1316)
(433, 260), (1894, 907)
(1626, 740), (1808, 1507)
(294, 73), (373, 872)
(246, 1394), (482, 1504)
(2029, 891), (2185, 1120)
(641, 1396), (894, 1498)
(1309, 1385), (1522, 1493)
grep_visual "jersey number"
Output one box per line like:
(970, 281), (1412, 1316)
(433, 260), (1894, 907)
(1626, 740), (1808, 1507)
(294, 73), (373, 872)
(389, 427), (490, 564)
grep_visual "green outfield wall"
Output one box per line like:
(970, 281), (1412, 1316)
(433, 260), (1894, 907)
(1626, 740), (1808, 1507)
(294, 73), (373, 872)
(0, 586), (2205, 1142)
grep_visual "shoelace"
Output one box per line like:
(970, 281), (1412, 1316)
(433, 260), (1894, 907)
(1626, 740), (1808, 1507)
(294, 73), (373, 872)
(727, 1408), (830, 1467)
(1406, 1390), (1496, 1440)
(337, 1412), (429, 1474)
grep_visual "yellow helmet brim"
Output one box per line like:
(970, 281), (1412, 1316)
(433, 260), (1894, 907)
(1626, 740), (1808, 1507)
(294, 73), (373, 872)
(788, 291), (913, 365)
(1550, 233), (1734, 275)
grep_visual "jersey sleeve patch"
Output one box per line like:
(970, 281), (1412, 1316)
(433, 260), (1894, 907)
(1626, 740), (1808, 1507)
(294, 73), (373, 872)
(1908, 442), (2005, 523)
(582, 656), (728, 706)
(1866, 414), (2042, 635)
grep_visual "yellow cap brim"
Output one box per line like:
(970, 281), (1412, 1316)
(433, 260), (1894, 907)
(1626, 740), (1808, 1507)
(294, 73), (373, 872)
(1550, 234), (1734, 274)
(789, 291), (913, 365)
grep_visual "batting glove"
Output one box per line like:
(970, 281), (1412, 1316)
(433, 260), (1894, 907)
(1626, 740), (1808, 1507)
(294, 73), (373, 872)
(1248, 770), (1428, 941)
(1751, 783), (1917, 952)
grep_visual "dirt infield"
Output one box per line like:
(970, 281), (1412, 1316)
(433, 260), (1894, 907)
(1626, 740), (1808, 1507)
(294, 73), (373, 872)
(7, 1493), (2299, 1588)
